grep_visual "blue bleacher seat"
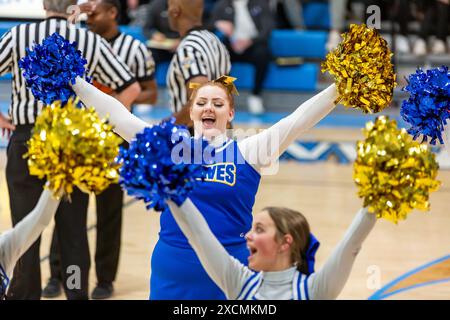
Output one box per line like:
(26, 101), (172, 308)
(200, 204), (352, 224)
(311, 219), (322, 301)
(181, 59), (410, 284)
(119, 25), (147, 43)
(231, 62), (318, 92)
(270, 30), (327, 59)
(0, 74), (12, 81)
(263, 63), (318, 91)
(303, 2), (330, 30)
(0, 21), (22, 37)
(230, 63), (255, 90)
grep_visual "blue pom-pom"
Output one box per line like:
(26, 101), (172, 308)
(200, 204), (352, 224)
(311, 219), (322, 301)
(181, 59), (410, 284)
(117, 118), (215, 211)
(400, 66), (450, 145)
(18, 33), (90, 105)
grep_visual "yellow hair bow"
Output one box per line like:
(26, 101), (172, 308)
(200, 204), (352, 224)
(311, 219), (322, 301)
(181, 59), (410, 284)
(188, 75), (239, 96)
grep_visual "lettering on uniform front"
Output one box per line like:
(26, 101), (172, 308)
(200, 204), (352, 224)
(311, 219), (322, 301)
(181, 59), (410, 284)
(203, 163), (236, 186)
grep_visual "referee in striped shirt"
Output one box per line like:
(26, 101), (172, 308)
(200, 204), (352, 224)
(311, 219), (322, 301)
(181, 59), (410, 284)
(0, 0), (140, 300)
(44, 0), (157, 300)
(87, 0), (157, 105)
(166, 0), (231, 127)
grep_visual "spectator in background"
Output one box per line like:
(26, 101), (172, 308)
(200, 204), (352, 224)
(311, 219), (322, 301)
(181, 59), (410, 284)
(413, 0), (449, 55)
(270, 0), (304, 30)
(327, 0), (348, 51)
(203, 0), (219, 21)
(327, 0), (417, 54)
(116, 0), (150, 24)
(127, 0), (152, 27)
(209, 0), (274, 115)
(118, 0), (132, 24)
(144, 0), (180, 66)
(386, 0), (415, 54)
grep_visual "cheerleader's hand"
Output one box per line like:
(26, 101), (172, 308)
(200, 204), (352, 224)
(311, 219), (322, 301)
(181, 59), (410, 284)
(53, 187), (66, 200)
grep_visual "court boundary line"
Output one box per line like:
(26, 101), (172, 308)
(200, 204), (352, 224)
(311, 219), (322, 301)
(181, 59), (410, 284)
(368, 254), (450, 300)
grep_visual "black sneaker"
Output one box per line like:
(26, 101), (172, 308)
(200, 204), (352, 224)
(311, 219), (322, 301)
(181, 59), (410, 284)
(42, 278), (62, 298)
(91, 283), (114, 300)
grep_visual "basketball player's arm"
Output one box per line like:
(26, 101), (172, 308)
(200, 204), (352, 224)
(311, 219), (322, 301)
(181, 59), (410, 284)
(72, 77), (148, 142)
(238, 84), (337, 171)
(0, 190), (60, 276)
(173, 75), (209, 126)
(307, 208), (377, 300)
(167, 199), (254, 299)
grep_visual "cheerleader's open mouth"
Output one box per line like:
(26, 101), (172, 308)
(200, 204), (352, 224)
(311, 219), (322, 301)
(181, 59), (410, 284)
(202, 116), (216, 126)
(201, 116), (216, 130)
(248, 245), (258, 259)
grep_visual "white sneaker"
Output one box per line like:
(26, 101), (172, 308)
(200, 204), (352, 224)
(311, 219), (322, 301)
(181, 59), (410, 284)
(248, 95), (265, 115)
(396, 35), (410, 54)
(326, 30), (341, 52)
(413, 38), (427, 56)
(431, 39), (447, 55)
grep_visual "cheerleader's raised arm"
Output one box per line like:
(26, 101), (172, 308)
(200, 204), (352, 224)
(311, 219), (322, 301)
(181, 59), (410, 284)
(72, 77), (338, 170)
(0, 190), (60, 277)
(168, 198), (376, 300)
(72, 77), (148, 142)
(306, 208), (376, 299)
(238, 84), (338, 171)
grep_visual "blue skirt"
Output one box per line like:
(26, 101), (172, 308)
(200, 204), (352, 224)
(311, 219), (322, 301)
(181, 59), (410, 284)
(150, 238), (249, 300)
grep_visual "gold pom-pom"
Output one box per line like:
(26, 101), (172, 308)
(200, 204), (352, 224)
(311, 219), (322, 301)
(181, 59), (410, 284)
(25, 98), (123, 197)
(322, 24), (396, 113)
(353, 116), (440, 223)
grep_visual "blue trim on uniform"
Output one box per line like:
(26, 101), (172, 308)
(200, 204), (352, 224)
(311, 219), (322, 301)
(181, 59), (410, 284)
(296, 272), (302, 300)
(237, 272), (258, 300)
(242, 275), (262, 300)
(368, 254), (450, 300)
(304, 274), (311, 300)
(0, 263), (10, 297)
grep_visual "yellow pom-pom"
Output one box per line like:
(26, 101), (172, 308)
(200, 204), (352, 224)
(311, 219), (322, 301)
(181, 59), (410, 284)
(353, 116), (440, 223)
(322, 24), (397, 113)
(25, 98), (123, 197)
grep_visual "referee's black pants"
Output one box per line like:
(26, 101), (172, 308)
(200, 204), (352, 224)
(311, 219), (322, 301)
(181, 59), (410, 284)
(48, 182), (123, 286)
(5, 126), (90, 300)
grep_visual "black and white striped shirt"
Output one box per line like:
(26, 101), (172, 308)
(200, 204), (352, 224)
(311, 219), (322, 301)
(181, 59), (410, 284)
(167, 28), (231, 112)
(109, 32), (155, 82)
(0, 17), (136, 125)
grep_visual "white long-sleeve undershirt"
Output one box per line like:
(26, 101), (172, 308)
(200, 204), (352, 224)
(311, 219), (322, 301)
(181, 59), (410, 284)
(168, 199), (376, 300)
(72, 78), (338, 172)
(0, 189), (60, 279)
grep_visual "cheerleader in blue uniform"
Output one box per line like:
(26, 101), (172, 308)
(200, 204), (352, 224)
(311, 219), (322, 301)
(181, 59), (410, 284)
(166, 199), (376, 300)
(0, 190), (60, 299)
(71, 76), (338, 299)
